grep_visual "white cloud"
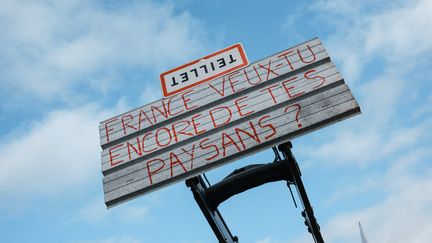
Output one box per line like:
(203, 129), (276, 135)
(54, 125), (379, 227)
(289, 1), (432, 242)
(72, 190), (163, 225)
(74, 197), (151, 224)
(312, 0), (432, 81)
(292, 148), (432, 243)
(323, 150), (432, 242)
(359, 76), (404, 125)
(308, 118), (429, 166)
(139, 85), (162, 105)
(364, 0), (432, 62)
(301, 74), (429, 166)
(0, 104), (122, 196)
(413, 93), (432, 119)
(296, 0), (432, 167)
(0, 0), (216, 198)
(75, 197), (110, 224)
(0, 0), (212, 104)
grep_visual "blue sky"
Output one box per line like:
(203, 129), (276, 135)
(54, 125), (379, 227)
(1, 0), (431, 242)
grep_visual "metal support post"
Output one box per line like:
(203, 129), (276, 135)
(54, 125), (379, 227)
(278, 142), (324, 243)
(185, 176), (239, 243)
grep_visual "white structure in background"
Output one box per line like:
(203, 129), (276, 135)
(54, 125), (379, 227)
(359, 221), (369, 243)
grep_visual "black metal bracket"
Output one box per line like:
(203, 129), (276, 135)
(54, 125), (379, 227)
(278, 142), (324, 243)
(205, 159), (294, 211)
(185, 175), (239, 243)
(185, 141), (324, 243)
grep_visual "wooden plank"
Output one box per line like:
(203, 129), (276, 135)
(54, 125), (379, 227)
(100, 37), (362, 207)
(101, 65), (345, 184)
(102, 82), (350, 188)
(99, 38), (328, 148)
(103, 83), (360, 207)
(101, 62), (341, 173)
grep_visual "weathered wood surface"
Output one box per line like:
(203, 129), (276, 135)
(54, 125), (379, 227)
(99, 38), (361, 207)
(101, 62), (340, 172)
(99, 38), (327, 148)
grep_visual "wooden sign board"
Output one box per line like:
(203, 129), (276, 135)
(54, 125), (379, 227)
(99, 38), (361, 207)
(160, 43), (248, 97)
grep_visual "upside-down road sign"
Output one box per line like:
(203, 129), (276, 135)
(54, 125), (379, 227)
(160, 43), (248, 97)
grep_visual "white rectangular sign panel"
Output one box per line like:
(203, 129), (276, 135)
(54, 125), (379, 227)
(99, 38), (361, 207)
(160, 43), (249, 97)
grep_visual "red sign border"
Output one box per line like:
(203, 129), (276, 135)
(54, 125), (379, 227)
(160, 43), (249, 97)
